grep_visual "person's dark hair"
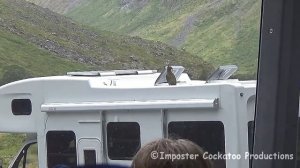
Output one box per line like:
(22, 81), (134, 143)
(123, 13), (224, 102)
(76, 165), (128, 168)
(131, 138), (213, 168)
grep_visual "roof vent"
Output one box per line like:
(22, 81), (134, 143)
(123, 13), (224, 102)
(206, 65), (238, 82)
(67, 71), (101, 76)
(67, 70), (157, 77)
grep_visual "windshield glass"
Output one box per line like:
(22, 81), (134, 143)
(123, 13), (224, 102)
(0, 0), (262, 167)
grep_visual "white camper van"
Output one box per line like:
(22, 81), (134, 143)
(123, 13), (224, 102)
(0, 66), (256, 168)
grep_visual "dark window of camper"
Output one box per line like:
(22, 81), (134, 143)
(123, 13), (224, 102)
(46, 131), (77, 168)
(11, 99), (32, 115)
(168, 121), (226, 168)
(107, 122), (141, 160)
(84, 150), (96, 166)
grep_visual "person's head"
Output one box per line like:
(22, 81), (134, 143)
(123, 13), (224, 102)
(131, 138), (212, 168)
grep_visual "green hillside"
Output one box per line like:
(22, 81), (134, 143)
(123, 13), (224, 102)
(1, 0), (212, 81)
(0, 29), (90, 77)
(26, 0), (84, 14)
(0, 0), (96, 80)
(0, 0), (92, 80)
(0, 133), (26, 168)
(64, 0), (261, 78)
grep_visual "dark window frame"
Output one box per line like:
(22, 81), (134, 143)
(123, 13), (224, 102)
(46, 131), (77, 168)
(168, 121), (226, 168)
(253, 0), (300, 167)
(11, 99), (32, 115)
(106, 122), (141, 160)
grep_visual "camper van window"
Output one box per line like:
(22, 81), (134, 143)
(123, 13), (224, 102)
(107, 122), (141, 160)
(168, 121), (226, 168)
(84, 150), (96, 166)
(11, 99), (32, 115)
(46, 131), (77, 168)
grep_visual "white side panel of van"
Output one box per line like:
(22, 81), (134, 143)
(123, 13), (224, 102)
(0, 79), (43, 133)
(78, 138), (102, 165)
(104, 109), (163, 166)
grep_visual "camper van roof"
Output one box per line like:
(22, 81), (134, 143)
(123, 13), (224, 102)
(67, 69), (158, 76)
(0, 71), (256, 90)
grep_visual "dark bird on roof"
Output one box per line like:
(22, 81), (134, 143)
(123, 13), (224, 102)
(166, 65), (177, 85)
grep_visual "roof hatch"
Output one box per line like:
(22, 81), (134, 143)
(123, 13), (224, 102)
(67, 70), (157, 77)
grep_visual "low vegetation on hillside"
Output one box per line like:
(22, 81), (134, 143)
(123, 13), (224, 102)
(65, 0), (261, 79)
(0, 134), (26, 167)
(0, 0), (213, 83)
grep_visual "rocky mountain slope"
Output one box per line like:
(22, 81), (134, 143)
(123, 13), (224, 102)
(29, 0), (261, 79)
(26, 0), (84, 14)
(0, 0), (212, 82)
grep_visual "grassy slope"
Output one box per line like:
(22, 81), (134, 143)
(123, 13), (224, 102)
(0, 0), (93, 77)
(0, 29), (89, 77)
(26, 0), (83, 14)
(0, 133), (37, 168)
(184, 0), (261, 78)
(0, 133), (26, 168)
(66, 0), (261, 78)
(28, 0), (81, 13)
(3, 0), (212, 80)
(0, 0), (88, 76)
